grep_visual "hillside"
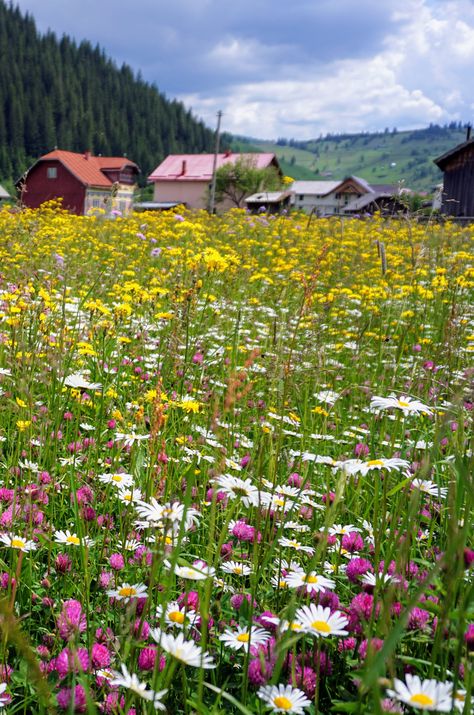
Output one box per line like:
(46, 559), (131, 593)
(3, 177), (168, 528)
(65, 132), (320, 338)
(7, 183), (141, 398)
(234, 125), (468, 192)
(0, 1), (216, 184)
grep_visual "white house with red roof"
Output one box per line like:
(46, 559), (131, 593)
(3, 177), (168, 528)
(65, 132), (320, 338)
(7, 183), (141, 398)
(18, 150), (139, 215)
(148, 152), (280, 210)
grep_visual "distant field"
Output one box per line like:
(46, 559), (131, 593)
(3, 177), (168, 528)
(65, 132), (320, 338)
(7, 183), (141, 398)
(233, 125), (467, 191)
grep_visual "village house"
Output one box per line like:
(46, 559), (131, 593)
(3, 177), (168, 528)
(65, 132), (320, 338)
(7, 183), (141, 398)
(434, 128), (474, 217)
(244, 190), (293, 214)
(17, 150), (139, 216)
(0, 183), (11, 205)
(148, 152), (280, 210)
(291, 176), (402, 215)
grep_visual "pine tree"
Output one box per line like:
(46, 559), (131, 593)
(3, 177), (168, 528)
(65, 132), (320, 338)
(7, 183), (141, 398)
(0, 0), (214, 183)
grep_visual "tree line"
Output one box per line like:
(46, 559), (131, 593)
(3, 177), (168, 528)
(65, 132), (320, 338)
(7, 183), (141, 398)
(0, 1), (216, 184)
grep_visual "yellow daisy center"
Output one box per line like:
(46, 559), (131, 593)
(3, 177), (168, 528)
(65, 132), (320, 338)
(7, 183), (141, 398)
(118, 586), (137, 598)
(11, 538), (25, 549)
(410, 694), (434, 707)
(169, 611), (185, 624)
(66, 534), (81, 545)
(290, 623), (302, 631)
(275, 498), (285, 507)
(366, 459), (384, 467)
(288, 540), (299, 548)
(304, 574), (318, 584)
(273, 696), (293, 710)
(398, 399), (410, 407)
(236, 633), (250, 643)
(112, 475), (123, 482)
(233, 566), (243, 574)
(311, 620), (331, 633)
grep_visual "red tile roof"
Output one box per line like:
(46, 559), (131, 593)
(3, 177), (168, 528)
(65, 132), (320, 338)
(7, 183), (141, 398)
(39, 150), (139, 187)
(148, 153), (278, 182)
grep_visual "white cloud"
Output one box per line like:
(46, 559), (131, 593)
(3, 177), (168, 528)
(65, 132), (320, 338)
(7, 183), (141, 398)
(181, 0), (474, 137)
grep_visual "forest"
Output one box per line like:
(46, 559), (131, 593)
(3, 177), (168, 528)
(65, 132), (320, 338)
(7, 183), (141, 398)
(0, 1), (217, 184)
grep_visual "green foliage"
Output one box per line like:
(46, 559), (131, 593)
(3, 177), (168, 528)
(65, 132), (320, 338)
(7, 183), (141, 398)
(0, 1), (215, 184)
(214, 156), (282, 207)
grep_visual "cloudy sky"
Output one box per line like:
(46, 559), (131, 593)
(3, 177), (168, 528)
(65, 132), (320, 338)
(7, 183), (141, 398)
(14, 0), (474, 140)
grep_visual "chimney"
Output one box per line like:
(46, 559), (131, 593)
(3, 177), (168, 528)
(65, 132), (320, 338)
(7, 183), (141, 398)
(467, 124), (472, 141)
(84, 150), (91, 160)
(180, 160), (187, 176)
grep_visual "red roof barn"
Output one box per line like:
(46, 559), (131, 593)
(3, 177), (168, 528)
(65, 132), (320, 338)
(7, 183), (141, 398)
(18, 150), (140, 215)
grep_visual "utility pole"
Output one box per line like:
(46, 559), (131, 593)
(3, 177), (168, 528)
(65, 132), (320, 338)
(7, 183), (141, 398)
(208, 110), (223, 214)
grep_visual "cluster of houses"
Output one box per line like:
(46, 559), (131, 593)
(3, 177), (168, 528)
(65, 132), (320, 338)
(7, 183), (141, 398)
(1, 131), (473, 217)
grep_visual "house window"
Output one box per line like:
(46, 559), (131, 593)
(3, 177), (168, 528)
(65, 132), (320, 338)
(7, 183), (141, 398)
(299, 195), (304, 201)
(47, 167), (57, 179)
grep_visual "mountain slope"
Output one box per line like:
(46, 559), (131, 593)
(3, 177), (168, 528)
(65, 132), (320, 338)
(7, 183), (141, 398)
(0, 1), (215, 183)
(235, 125), (468, 191)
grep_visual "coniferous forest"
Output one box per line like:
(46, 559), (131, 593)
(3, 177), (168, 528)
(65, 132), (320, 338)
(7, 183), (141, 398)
(0, 1), (216, 184)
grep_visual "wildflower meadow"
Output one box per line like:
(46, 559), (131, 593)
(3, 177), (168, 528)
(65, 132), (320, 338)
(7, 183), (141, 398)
(0, 202), (472, 714)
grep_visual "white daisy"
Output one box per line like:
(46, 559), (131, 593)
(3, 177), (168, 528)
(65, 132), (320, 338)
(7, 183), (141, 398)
(109, 664), (167, 709)
(360, 572), (396, 587)
(282, 522), (310, 532)
(98, 472), (134, 488)
(410, 479), (448, 499)
(277, 537), (315, 555)
(260, 492), (299, 513)
(53, 530), (94, 547)
(107, 582), (148, 603)
(0, 533), (37, 551)
(219, 625), (271, 651)
(328, 524), (361, 536)
(173, 560), (215, 580)
(386, 674), (453, 711)
(64, 373), (102, 391)
(370, 394), (433, 416)
(284, 569), (336, 594)
(0, 682), (9, 708)
(221, 561), (252, 576)
(155, 601), (200, 630)
(115, 432), (150, 447)
(453, 689), (468, 713)
(258, 683), (312, 713)
(213, 474), (260, 507)
(264, 617), (304, 634)
(116, 538), (142, 552)
(295, 604), (349, 638)
(150, 630), (215, 668)
(135, 498), (200, 530)
(117, 487), (143, 504)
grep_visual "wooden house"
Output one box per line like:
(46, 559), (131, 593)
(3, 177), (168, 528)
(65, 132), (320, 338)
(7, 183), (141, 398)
(434, 130), (474, 216)
(17, 150), (139, 215)
(291, 176), (400, 216)
(244, 190), (293, 214)
(148, 152), (280, 210)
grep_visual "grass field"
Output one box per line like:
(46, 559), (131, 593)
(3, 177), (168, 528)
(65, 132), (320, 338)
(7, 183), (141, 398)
(0, 203), (472, 713)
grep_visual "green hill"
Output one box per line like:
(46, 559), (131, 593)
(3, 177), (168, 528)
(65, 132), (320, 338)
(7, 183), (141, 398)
(233, 125), (468, 192)
(0, 1), (216, 184)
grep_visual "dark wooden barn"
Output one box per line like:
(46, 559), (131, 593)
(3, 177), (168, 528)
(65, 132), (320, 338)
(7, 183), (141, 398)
(434, 130), (474, 217)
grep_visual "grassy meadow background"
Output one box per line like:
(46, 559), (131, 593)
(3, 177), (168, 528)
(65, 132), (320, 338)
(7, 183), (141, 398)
(0, 203), (472, 713)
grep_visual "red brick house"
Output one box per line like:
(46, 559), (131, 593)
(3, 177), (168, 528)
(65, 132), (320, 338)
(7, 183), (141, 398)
(18, 150), (139, 215)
